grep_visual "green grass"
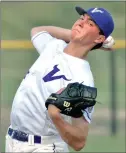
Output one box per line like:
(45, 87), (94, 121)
(70, 135), (125, 152)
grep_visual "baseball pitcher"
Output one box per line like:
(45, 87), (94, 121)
(5, 6), (115, 152)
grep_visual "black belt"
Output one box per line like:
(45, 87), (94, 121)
(8, 128), (42, 144)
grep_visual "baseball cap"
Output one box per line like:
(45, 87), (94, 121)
(75, 6), (114, 38)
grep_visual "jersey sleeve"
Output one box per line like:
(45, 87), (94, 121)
(82, 106), (94, 123)
(31, 31), (55, 54)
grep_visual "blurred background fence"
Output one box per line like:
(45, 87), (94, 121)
(1, 1), (125, 152)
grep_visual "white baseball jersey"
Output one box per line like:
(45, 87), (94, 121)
(10, 31), (95, 138)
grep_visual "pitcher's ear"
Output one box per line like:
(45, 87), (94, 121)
(94, 35), (106, 44)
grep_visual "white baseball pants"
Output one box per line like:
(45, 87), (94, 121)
(5, 134), (69, 152)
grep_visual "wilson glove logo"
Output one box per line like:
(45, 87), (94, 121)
(63, 101), (70, 107)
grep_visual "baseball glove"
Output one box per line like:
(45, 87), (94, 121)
(45, 82), (97, 118)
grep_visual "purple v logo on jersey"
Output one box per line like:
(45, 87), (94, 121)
(43, 64), (71, 82)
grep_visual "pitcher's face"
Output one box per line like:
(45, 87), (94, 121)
(71, 14), (105, 45)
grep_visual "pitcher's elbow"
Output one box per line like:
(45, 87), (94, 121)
(75, 142), (86, 151)
(72, 140), (86, 151)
